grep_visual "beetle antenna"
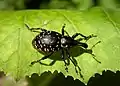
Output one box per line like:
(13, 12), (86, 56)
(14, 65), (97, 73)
(91, 41), (101, 49)
(25, 23), (47, 32)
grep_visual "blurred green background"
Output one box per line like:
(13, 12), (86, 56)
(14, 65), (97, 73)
(0, 0), (120, 10)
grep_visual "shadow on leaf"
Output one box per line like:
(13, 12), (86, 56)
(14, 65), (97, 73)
(31, 45), (100, 79)
(26, 70), (120, 86)
(26, 70), (85, 86)
(87, 70), (120, 86)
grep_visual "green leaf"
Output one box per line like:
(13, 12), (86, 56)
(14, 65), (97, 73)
(0, 7), (120, 83)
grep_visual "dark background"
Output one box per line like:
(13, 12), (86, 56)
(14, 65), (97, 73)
(0, 0), (120, 10)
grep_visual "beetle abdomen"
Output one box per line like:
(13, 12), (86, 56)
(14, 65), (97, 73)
(32, 31), (61, 52)
(41, 35), (57, 45)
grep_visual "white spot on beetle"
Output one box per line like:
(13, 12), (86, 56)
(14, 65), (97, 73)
(43, 44), (46, 47)
(47, 31), (51, 34)
(56, 45), (58, 47)
(56, 33), (59, 35)
(51, 48), (53, 51)
(57, 41), (59, 44)
(47, 48), (49, 52)
(40, 36), (42, 39)
(40, 44), (43, 48)
(66, 45), (68, 47)
(44, 48), (47, 51)
(38, 40), (41, 44)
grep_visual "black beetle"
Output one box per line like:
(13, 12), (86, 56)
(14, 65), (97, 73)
(25, 24), (101, 74)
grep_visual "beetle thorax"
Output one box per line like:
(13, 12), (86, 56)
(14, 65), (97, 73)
(61, 38), (67, 44)
(61, 37), (69, 48)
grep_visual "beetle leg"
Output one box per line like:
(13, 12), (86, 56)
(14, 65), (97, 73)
(86, 49), (101, 63)
(91, 41), (101, 49)
(65, 49), (83, 78)
(90, 41), (101, 63)
(62, 24), (65, 35)
(25, 24), (46, 33)
(85, 41), (101, 63)
(84, 34), (97, 41)
(61, 24), (69, 36)
(38, 60), (56, 66)
(72, 33), (86, 39)
(72, 33), (97, 41)
(60, 49), (68, 72)
(91, 53), (101, 63)
(30, 53), (53, 66)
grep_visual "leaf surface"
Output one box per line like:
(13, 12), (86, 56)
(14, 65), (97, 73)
(0, 7), (120, 83)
